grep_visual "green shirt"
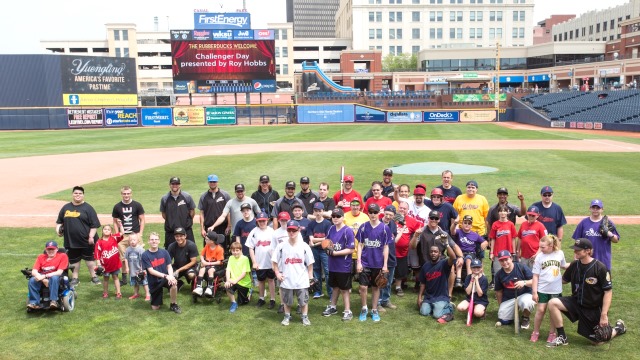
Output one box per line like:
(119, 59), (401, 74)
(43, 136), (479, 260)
(228, 255), (252, 289)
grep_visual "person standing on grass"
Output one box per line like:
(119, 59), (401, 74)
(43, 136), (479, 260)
(486, 187), (526, 233)
(296, 176), (319, 215)
(488, 204), (517, 290)
(124, 233), (150, 301)
(333, 174), (363, 213)
(453, 180), (489, 237)
(307, 202), (332, 300)
(160, 177), (196, 249)
(516, 205), (548, 269)
(572, 199), (620, 270)
(141, 232), (181, 314)
(198, 174), (231, 246)
(251, 175), (279, 225)
(246, 212), (277, 309)
(94, 222), (125, 299)
(112, 185), (146, 285)
(364, 168), (396, 201)
(210, 184), (260, 237)
(56, 185), (101, 286)
(531, 186), (567, 242)
(364, 181), (393, 218)
(437, 170), (462, 205)
(378, 205), (399, 311)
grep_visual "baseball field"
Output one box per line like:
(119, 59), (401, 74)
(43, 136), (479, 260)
(1, 122), (637, 359)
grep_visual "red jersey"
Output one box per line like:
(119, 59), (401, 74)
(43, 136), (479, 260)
(489, 220), (517, 256)
(517, 220), (547, 259)
(395, 215), (423, 258)
(364, 196), (392, 219)
(95, 234), (124, 272)
(33, 252), (69, 274)
(333, 189), (363, 212)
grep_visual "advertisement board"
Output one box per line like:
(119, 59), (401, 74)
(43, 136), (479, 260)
(104, 108), (138, 127)
(460, 110), (497, 122)
(423, 111), (459, 122)
(141, 108), (173, 126)
(171, 40), (275, 84)
(355, 106), (385, 123)
(233, 30), (254, 40)
(297, 105), (354, 124)
(452, 94), (506, 102)
(205, 107), (237, 125)
(67, 108), (103, 127)
(60, 56), (137, 95)
(194, 13), (251, 30)
(63, 94), (138, 106)
(387, 111), (422, 123)
(253, 29), (275, 40)
(251, 80), (276, 93)
(173, 107), (205, 126)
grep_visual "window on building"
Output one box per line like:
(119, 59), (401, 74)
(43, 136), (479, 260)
(457, 28), (463, 39)
(275, 47), (280, 57)
(398, 12), (403, 21)
(282, 30), (288, 40)
(437, 11), (443, 21)
(519, 28), (524, 38)
(413, 0), (420, 3)
(370, 12), (375, 22)
(457, 11), (463, 21)
(477, 28), (483, 39)
(430, 11), (435, 21)
(589, 25), (593, 35)
(450, 28), (457, 38)
(412, 28), (421, 39)
(282, 47), (288, 57)
(275, 30), (280, 40)
(477, 11), (483, 21)
(114, 30), (120, 41)
(470, 12), (476, 21)
(276, 64), (281, 75)
(512, 28), (518, 39)
(450, 11), (456, 21)
(377, 12), (382, 21)
(490, 28), (495, 39)
(497, 28), (502, 38)
(603, 21), (607, 31)
(497, 11), (502, 21)
(389, 29), (396, 39)
(519, 11), (525, 21)
(582, 27), (586, 36)
(412, 45), (420, 54)
(412, 11), (420, 21)
(596, 23), (600, 32)
(283, 64), (289, 75)
(115, 48), (121, 57)
(390, 12), (395, 22)
(610, 19), (614, 29)
(397, 46), (403, 53)
(122, 30), (128, 41)
(470, 28), (476, 39)
(389, 46), (396, 55)
(123, 48), (129, 57)
(377, 29), (382, 39)
(369, 29), (375, 39)
(490, 12), (495, 21)
(397, 28), (403, 39)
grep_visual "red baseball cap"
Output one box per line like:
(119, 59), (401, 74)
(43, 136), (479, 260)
(343, 175), (354, 182)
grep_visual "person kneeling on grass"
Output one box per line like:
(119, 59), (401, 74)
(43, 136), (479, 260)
(456, 259), (488, 319)
(225, 242), (252, 313)
(193, 231), (225, 297)
(417, 244), (456, 324)
(494, 250), (535, 329)
(141, 232), (181, 314)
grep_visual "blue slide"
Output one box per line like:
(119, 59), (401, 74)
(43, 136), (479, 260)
(302, 61), (357, 93)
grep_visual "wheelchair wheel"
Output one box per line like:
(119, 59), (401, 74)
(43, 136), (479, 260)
(62, 292), (75, 312)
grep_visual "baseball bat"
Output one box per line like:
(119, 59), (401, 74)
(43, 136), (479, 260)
(466, 278), (475, 326)
(513, 277), (520, 335)
(340, 166), (345, 202)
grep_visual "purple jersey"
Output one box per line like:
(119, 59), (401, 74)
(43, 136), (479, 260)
(327, 225), (355, 273)
(572, 217), (619, 270)
(453, 228), (484, 253)
(356, 222), (392, 269)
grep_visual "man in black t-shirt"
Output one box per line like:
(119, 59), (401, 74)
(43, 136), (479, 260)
(167, 227), (198, 290)
(112, 185), (146, 283)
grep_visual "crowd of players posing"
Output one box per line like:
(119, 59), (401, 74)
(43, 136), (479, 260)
(43, 169), (626, 347)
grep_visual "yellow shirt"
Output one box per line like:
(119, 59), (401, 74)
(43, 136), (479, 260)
(344, 211), (370, 259)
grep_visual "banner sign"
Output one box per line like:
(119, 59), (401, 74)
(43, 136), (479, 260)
(104, 108), (138, 127)
(194, 13), (251, 30)
(205, 107), (237, 125)
(453, 94), (506, 102)
(460, 110), (497, 122)
(171, 30), (192, 41)
(60, 56), (137, 94)
(387, 111), (422, 123)
(297, 105), (354, 124)
(423, 111), (459, 122)
(67, 108), (103, 127)
(253, 29), (275, 40)
(173, 107), (205, 126)
(355, 106), (385, 122)
(233, 30), (254, 40)
(141, 108), (172, 126)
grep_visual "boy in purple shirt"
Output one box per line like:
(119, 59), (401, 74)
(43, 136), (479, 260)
(450, 215), (487, 287)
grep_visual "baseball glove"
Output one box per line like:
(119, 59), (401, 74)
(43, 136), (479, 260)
(436, 232), (449, 246)
(375, 271), (388, 288)
(599, 215), (611, 237)
(321, 239), (334, 250)
(94, 266), (105, 277)
(593, 323), (613, 342)
(393, 213), (405, 226)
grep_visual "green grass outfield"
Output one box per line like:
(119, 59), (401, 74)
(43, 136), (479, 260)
(1, 224), (636, 359)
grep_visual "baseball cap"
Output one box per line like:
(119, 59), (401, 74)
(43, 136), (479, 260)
(497, 187), (508, 194)
(470, 259), (483, 268)
(259, 175), (270, 183)
(384, 205), (396, 214)
(497, 250), (511, 260)
(331, 208), (344, 217)
(169, 177), (181, 184)
(292, 202), (304, 210)
(413, 187), (426, 196)
(205, 231), (218, 242)
(174, 227), (186, 235)
(466, 180), (478, 188)
(285, 181), (296, 189)
(590, 199), (603, 208)
(526, 205), (540, 216)
(207, 174), (219, 182)
(240, 203), (252, 211)
(277, 211), (291, 221)
(343, 175), (354, 182)
(571, 238), (593, 250)
(350, 198), (361, 206)
(416, 183), (427, 191)
(383, 168), (393, 176)
(313, 202), (324, 211)
(300, 176), (310, 183)
(462, 215), (473, 222)
(368, 203), (380, 213)
(540, 186), (553, 194)
(235, 184), (245, 192)
(256, 211), (269, 221)
(286, 220), (300, 230)
(45, 241), (58, 249)
(431, 188), (444, 197)
(428, 210), (441, 219)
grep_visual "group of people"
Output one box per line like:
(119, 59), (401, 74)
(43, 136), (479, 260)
(28, 169), (626, 345)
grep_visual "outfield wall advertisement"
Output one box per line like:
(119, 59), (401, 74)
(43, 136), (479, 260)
(387, 111), (423, 123)
(104, 108), (138, 127)
(355, 106), (385, 123)
(173, 107), (205, 126)
(141, 108), (172, 127)
(460, 110), (497, 122)
(67, 108), (103, 127)
(205, 107), (237, 125)
(423, 111), (459, 122)
(297, 105), (354, 124)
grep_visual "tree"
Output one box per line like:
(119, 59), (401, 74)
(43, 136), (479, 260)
(382, 53), (418, 71)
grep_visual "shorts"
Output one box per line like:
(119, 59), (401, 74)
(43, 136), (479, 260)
(281, 288), (309, 307)
(130, 276), (148, 286)
(67, 247), (95, 264)
(328, 272), (352, 291)
(149, 278), (173, 307)
(103, 269), (121, 277)
(462, 251), (476, 262)
(538, 292), (561, 304)
(558, 296), (603, 341)
(118, 235), (131, 261)
(176, 268), (196, 282)
(256, 269), (276, 281)
(227, 284), (250, 305)
(394, 256), (409, 280)
(408, 248), (420, 269)
(358, 267), (383, 288)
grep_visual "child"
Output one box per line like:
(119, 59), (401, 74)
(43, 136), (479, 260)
(193, 231), (225, 297)
(246, 212), (277, 308)
(94, 221), (124, 299)
(516, 206), (548, 269)
(225, 242), (252, 313)
(456, 259), (489, 319)
(450, 215), (487, 287)
(124, 233), (150, 301)
(530, 235), (567, 343)
(488, 204), (517, 289)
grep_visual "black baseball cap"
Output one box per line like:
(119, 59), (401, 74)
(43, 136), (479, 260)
(169, 177), (180, 184)
(240, 203), (252, 210)
(174, 227), (186, 235)
(235, 184), (245, 192)
(331, 208), (344, 217)
(571, 238), (593, 250)
(383, 168), (393, 176)
(300, 176), (310, 183)
(285, 181), (296, 189)
(463, 215), (473, 222)
(497, 187), (508, 194)
(259, 175), (270, 182)
(368, 203), (380, 213)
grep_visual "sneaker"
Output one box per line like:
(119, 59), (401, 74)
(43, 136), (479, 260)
(371, 310), (381, 322)
(546, 333), (557, 343)
(256, 298), (266, 308)
(102, 292), (108, 299)
(313, 292), (323, 299)
(489, 281), (495, 290)
(204, 287), (213, 297)
(530, 331), (540, 342)
(116, 293), (122, 299)
(170, 303), (182, 314)
(377, 305), (386, 313)
(454, 278), (463, 288)
(27, 303), (41, 310)
(128, 294), (140, 300)
(192, 287), (204, 296)
(521, 316), (530, 330)
(278, 304), (285, 314)
(145, 295), (151, 301)
(302, 316), (311, 326)
(359, 308), (368, 322)
(49, 300), (59, 310)
(296, 304), (302, 314)
(91, 277), (101, 285)
(382, 302), (397, 309)
(395, 287), (405, 297)
(437, 313), (454, 324)
(342, 310), (353, 321)
(546, 335), (568, 347)
(322, 305), (338, 317)
(268, 299), (276, 309)
(70, 278), (79, 287)
(615, 319), (627, 336)
(281, 315), (291, 326)
(229, 302), (238, 313)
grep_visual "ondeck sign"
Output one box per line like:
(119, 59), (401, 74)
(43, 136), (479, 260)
(424, 111), (459, 122)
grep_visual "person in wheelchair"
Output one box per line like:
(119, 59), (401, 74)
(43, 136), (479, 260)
(27, 241), (69, 310)
(193, 231), (225, 297)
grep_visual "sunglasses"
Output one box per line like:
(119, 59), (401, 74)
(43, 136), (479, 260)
(369, 211), (379, 215)
(542, 193), (553, 197)
(286, 229), (298, 233)
(462, 221), (472, 224)
(429, 217), (440, 220)
(286, 187), (295, 190)
(235, 190), (244, 193)
(331, 215), (343, 219)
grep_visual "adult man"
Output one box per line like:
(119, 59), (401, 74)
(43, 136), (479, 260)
(494, 250), (535, 329)
(417, 243), (456, 323)
(344, 199), (369, 274)
(210, 184), (260, 235)
(394, 201), (424, 296)
(572, 199), (620, 270)
(364, 181), (392, 217)
(392, 184), (411, 210)
(531, 186), (567, 241)
(315, 182), (336, 218)
(141, 232), (181, 314)
(411, 210), (463, 270)
(333, 174), (363, 212)
(167, 227), (199, 290)
(198, 174), (231, 246)
(437, 170), (462, 205)
(56, 185), (101, 286)
(547, 238), (627, 347)
(307, 202), (332, 299)
(453, 180), (489, 236)
(364, 168), (396, 201)
(112, 185), (146, 284)
(486, 187), (526, 230)
(356, 204), (391, 322)
(407, 186), (431, 224)
(425, 188), (458, 235)
(296, 176), (319, 215)
(27, 241), (69, 310)
(251, 175), (280, 222)
(517, 205), (548, 269)
(160, 177), (196, 249)
(271, 181), (307, 228)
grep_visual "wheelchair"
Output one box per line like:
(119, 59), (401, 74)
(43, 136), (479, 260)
(21, 267), (77, 313)
(192, 233), (228, 304)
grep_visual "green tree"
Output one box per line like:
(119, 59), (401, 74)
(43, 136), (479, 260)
(382, 53), (418, 71)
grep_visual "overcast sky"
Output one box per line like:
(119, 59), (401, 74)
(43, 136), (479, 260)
(0, 0), (631, 54)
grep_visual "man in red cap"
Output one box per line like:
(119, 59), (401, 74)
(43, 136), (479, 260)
(333, 174), (362, 213)
(27, 241), (69, 310)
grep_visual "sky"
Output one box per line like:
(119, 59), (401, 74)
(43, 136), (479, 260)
(0, 0), (632, 54)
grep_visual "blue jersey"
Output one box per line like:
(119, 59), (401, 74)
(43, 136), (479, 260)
(419, 258), (451, 303)
(234, 219), (257, 257)
(494, 263), (533, 301)
(531, 201), (567, 236)
(307, 219), (332, 241)
(463, 274), (489, 306)
(141, 249), (172, 288)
